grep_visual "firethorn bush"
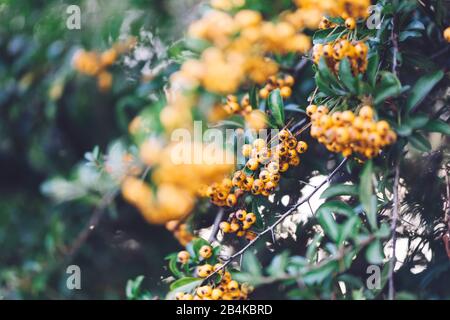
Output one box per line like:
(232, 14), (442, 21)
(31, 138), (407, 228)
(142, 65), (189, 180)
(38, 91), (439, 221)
(1, 0), (449, 300)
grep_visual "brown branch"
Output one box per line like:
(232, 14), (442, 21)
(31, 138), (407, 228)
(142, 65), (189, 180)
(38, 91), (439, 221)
(202, 158), (349, 284)
(65, 189), (119, 260)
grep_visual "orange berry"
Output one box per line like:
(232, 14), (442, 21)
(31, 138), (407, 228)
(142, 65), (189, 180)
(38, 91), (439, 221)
(280, 86), (292, 98)
(199, 245), (213, 259)
(226, 194), (237, 207)
(177, 251), (190, 264)
(235, 210), (247, 221)
(359, 105), (374, 120)
(296, 141), (308, 153)
(345, 17), (356, 30)
(306, 104), (318, 117)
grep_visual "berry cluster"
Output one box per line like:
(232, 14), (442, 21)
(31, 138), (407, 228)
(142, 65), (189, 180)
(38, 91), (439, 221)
(312, 39), (368, 75)
(237, 132), (307, 193)
(219, 210), (258, 239)
(176, 244), (213, 265)
(204, 177), (242, 207)
(73, 38), (136, 91)
(203, 131), (308, 207)
(259, 74), (295, 99)
(222, 94), (253, 116)
(166, 221), (195, 246)
(319, 17), (357, 30)
(175, 264), (250, 300)
(307, 105), (397, 159)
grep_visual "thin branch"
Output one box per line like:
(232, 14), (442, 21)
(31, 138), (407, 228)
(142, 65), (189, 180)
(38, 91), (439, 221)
(391, 16), (399, 75)
(388, 162), (400, 300)
(202, 158), (348, 283)
(208, 208), (225, 243)
(66, 189), (119, 259)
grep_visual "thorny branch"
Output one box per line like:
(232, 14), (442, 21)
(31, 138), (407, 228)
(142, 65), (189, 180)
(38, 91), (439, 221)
(202, 158), (349, 284)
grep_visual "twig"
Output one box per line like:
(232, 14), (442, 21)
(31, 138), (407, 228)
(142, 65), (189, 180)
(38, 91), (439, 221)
(66, 189), (119, 259)
(388, 163), (400, 300)
(202, 158), (348, 283)
(208, 208), (225, 243)
(391, 16), (399, 75)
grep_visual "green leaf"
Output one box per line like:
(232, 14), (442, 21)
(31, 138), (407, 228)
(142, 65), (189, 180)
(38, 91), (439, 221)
(338, 216), (361, 245)
(406, 70), (444, 112)
(399, 30), (421, 42)
(126, 275), (145, 300)
(339, 58), (357, 94)
(408, 133), (431, 152)
(242, 251), (262, 276)
(313, 27), (346, 44)
(318, 57), (341, 90)
(367, 54), (379, 87)
(359, 161), (378, 230)
(249, 85), (259, 109)
(267, 251), (289, 277)
(167, 277), (203, 299)
(405, 114), (429, 129)
(320, 184), (359, 199)
(316, 203), (340, 241)
(315, 73), (336, 96)
(374, 72), (402, 106)
(365, 240), (384, 264)
(168, 255), (183, 278)
(302, 261), (338, 285)
(317, 200), (355, 217)
(423, 119), (450, 135)
(267, 89), (285, 127)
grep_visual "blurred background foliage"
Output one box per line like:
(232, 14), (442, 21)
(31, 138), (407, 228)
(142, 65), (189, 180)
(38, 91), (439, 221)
(0, 0), (204, 299)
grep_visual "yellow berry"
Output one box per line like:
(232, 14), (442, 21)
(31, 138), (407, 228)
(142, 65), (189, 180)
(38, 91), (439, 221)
(226, 194), (237, 207)
(345, 17), (356, 30)
(175, 292), (185, 300)
(197, 264), (213, 277)
(296, 141), (308, 154)
(246, 158), (259, 171)
(253, 138), (266, 150)
(211, 288), (223, 300)
(445, 27), (450, 42)
(306, 104), (318, 117)
(359, 105), (374, 120)
(220, 221), (231, 233)
(230, 222), (240, 233)
(278, 129), (291, 141)
(265, 181), (276, 193)
(284, 75), (295, 86)
(280, 86), (292, 98)
(235, 210), (247, 221)
(267, 161), (280, 173)
(197, 285), (212, 298)
(317, 105), (329, 115)
(245, 213), (256, 224)
(228, 280), (239, 291)
(199, 245), (213, 259)
(177, 250), (190, 264)
(259, 88), (270, 99)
